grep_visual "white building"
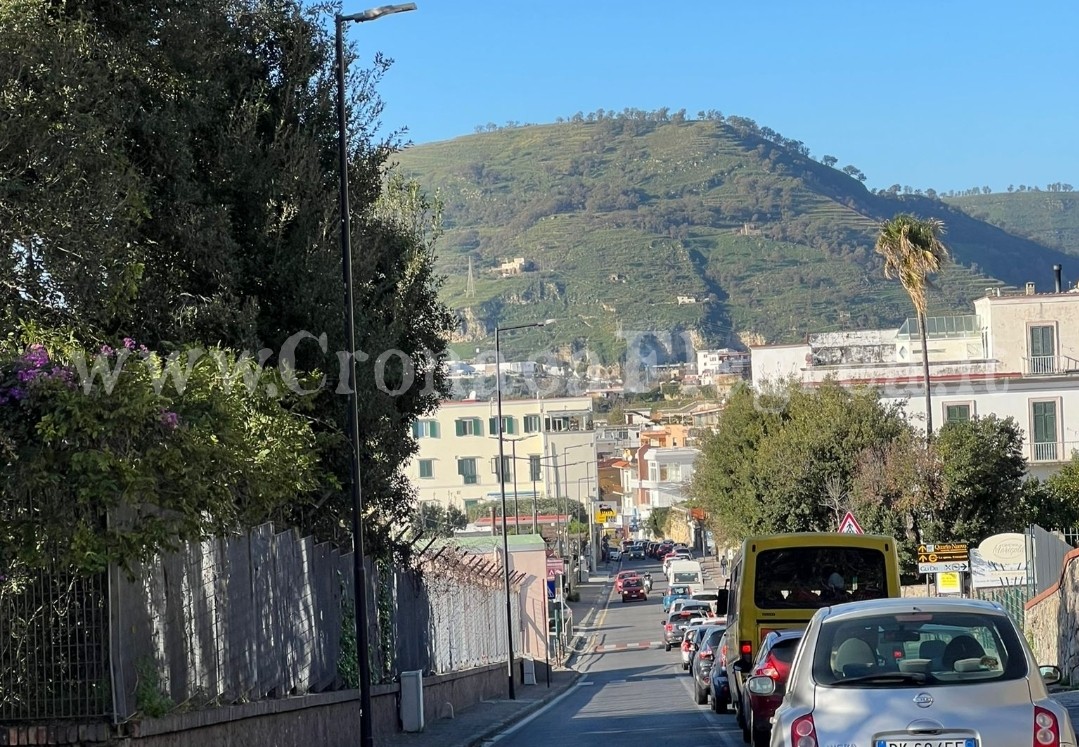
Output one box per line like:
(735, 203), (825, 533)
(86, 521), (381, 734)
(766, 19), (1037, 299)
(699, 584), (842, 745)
(750, 283), (1079, 478)
(406, 396), (598, 514)
(696, 348), (750, 384)
(615, 444), (700, 527)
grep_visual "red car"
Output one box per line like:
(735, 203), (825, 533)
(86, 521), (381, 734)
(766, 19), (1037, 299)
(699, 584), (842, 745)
(621, 577), (647, 603)
(739, 628), (803, 747)
(614, 570), (639, 593)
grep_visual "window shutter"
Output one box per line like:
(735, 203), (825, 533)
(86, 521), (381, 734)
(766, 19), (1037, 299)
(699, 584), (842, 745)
(431, 421), (440, 438)
(474, 418), (483, 435)
(506, 417), (515, 435)
(455, 420), (465, 437)
(412, 422), (421, 438)
(489, 417), (498, 434)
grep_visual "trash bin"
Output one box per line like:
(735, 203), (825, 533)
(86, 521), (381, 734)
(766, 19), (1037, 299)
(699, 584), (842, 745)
(400, 670), (424, 732)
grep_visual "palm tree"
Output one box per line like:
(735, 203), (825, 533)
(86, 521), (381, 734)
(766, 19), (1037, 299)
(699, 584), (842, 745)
(875, 214), (950, 436)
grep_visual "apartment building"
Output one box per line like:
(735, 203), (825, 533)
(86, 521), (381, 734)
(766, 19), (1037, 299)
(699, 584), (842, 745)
(751, 278), (1079, 478)
(406, 396), (598, 514)
(610, 423), (700, 531)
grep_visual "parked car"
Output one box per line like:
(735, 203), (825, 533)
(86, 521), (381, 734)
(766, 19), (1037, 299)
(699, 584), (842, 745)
(627, 544), (646, 560)
(757, 596), (1076, 747)
(621, 576), (647, 603)
(607, 548), (622, 562)
(734, 628), (802, 746)
(662, 585), (692, 612)
(691, 624), (727, 705)
(614, 570), (639, 593)
(663, 609), (699, 651)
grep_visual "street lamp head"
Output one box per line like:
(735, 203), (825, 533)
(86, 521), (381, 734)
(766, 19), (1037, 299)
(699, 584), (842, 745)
(340, 3), (417, 24)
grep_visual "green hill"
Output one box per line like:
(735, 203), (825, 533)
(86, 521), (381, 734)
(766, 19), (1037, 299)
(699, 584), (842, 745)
(945, 191), (1079, 261)
(393, 114), (1075, 364)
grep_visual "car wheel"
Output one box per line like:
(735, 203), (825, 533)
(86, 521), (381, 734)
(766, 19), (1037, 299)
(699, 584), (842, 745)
(695, 682), (707, 705)
(665, 643), (671, 652)
(682, 661), (688, 670)
(709, 690), (720, 713)
(740, 700), (751, 743)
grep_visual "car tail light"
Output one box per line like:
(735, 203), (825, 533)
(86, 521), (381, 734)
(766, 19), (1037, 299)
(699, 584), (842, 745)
(698, 649), (713, 660)
(719, 642), (729, 666)
(791, 714), (817, 747)
(665, 623), (674, 632)
(755, 652), (781, 679)
(1034, 706), (1060, 746)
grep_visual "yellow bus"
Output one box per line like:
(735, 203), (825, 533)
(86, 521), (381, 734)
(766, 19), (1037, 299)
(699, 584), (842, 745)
(724, 532), (902, 711)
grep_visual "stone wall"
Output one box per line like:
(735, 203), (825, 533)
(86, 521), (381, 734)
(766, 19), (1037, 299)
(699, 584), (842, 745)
(1026, 548), (1079, 682)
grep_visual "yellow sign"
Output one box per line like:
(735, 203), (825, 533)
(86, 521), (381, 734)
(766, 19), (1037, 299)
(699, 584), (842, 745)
(916, 542), (969, 564)
(936, 571), (962, 595)
(595, 502), (616, 522)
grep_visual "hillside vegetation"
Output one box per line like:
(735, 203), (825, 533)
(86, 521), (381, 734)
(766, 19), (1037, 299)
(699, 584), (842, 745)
(393, 112), (1075, 364)
(946, 191), (1079, 264)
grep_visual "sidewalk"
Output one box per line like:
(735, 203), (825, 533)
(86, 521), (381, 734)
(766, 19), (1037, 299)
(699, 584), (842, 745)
(378, 669), (580, 747)
(377, 567), (613, 747)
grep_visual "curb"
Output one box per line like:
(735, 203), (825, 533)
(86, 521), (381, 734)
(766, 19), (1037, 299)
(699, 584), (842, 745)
(564, 571), (617, 666)
(467, 672), (583, 747)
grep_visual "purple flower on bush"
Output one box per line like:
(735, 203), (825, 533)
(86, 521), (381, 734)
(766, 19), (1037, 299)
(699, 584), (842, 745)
(160, 410), (180, 429)
(16, 368), (41, 384)
(22, 344), (49, 368)
(100, 344), (114, 357)
(123, 337), (137, 350)
(8, 387), (26, 401)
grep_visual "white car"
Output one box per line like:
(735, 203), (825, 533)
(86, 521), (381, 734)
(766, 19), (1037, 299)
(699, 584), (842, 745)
(759, 596), (1076, 747)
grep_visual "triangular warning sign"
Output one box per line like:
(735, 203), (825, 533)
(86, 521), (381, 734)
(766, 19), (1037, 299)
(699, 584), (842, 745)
(837, 511), (864, 535)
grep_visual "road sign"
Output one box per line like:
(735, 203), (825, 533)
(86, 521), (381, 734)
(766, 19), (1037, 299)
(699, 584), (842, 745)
(918, 560), (970, 574)
(546, 557), (563, 579)
(837, 511), (863, 535)
(916, 543), (969, 564)
(595, 502), (617, 522)
(936, 571), (962, 594)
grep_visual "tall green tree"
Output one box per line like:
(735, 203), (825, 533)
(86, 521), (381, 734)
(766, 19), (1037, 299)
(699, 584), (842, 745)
(930, 415), (1027, 541)
(874, 214), (950, 436)
(1, 0), (456, 559)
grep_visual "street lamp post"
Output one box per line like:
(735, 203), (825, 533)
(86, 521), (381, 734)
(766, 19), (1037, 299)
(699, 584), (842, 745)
(494, 320), (552, 700)
(334, 6), (415, 747)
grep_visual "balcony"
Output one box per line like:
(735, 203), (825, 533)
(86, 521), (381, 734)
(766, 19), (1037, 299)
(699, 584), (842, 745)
(1024, 355), (1079, 376)
(1029, 441), (1079, 463)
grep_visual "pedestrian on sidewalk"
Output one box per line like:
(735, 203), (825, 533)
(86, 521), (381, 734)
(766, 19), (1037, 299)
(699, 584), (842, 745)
(719, 556), (728, 576)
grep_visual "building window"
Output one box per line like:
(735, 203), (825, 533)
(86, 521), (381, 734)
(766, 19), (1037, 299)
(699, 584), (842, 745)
(412, 420), (440, 439)
(943, 403), (972, 424)
(490, 455), (512, 483)
(454, 418), (483, 437)
(1031, 400), (1059, 461)
(529, 454), (542, 482)
(458, 457), (478, 484)
(488, 416), (516, 435)
(524, 414), (542, 433)
(418, 459), (434, 479)
(545, 416), (569, 432)
(1029, 325), (1056, 373)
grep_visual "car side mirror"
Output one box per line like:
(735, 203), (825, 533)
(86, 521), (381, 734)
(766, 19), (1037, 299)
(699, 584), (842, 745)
(732, 660), (751, 673)
(746, 675), (776, 696)
(1040, 665), (1063, 686)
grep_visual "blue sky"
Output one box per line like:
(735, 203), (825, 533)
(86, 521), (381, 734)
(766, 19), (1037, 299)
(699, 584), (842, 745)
(344, 1), (1078, 195)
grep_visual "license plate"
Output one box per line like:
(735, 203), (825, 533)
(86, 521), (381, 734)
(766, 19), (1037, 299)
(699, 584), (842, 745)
(875, 740), (976, 747)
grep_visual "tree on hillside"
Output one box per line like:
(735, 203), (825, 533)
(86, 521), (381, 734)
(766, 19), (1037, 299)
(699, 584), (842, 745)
(875, 214), (950, 436)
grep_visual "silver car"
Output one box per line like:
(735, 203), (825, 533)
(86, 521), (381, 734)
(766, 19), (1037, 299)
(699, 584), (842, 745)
(752, 596), (1076, 747)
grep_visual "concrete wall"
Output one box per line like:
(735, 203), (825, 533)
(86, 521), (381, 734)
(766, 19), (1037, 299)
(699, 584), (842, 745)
(1026, 548), (1079, 681)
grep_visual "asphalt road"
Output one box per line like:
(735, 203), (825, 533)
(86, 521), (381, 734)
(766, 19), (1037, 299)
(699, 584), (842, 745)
(484, 559), (743, 747)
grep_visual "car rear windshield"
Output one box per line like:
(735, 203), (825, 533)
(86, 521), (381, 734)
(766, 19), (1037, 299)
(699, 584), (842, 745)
(672, 571), (701, 584)
(812, 610), (1027, 687)
(754, 547), (888, 610)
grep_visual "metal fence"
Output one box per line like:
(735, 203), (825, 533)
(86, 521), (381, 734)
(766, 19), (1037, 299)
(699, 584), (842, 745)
(0, 565), (111, 721)
(0, 523), (521, 724)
